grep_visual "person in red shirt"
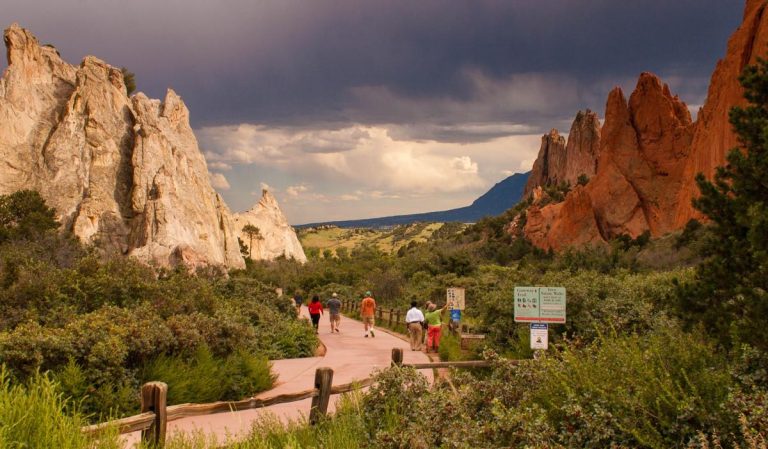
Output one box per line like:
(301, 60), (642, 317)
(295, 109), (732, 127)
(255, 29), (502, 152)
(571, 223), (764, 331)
(308, 295), (323, 334)
(360, 291), (376, 337)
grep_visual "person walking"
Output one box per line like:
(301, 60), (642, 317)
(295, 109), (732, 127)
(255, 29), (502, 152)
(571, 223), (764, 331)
(293, 291), (304, 316)
(308, 295), (323, 334)
(424, 302), (448, 353)
(327, 292), (342, 333)
(405, 300), (425, 351)
(360, 291), (376, 337)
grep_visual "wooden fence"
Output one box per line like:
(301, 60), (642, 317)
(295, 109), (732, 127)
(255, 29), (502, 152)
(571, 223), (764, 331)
(82, 349), (496, 447)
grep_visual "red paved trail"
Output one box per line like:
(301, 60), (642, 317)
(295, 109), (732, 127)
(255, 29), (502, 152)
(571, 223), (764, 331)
(124, 306), (431, 446)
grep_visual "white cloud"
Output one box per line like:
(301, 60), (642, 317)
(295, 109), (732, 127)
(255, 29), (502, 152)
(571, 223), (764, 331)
(209, 172), (230, 190)
(208, 161), (232, 171)
(260, 182), (273, 192)
(286, 184), (309, 197)
(198, 122), (542, 223)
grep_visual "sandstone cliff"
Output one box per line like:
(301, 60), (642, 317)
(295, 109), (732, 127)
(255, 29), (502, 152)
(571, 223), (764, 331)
(523, 0), (767, 250)
(523, 110), (601, 196)
(525, 74), (693, 250)
(233, 190), (308, 263)
(0, 24), (301, 269)
(675, 0), (768, 227)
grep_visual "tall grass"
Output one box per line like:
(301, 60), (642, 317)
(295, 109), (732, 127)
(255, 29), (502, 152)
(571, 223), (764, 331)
(0, 368), (120, 449)
(164, 392), (365, 449)
(142, 346), (276, 405)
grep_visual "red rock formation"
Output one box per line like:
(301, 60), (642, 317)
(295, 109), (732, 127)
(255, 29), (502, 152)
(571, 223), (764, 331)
(523, 110), (601, 196)
(524, 74), (694, 250)
(523, 0), (768, 251)
(675, 0), (768, 226)
(523, 129), (566, 195)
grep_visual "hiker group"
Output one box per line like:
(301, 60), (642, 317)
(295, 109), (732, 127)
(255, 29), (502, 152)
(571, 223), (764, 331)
(293, 290), (342, 334)
(292, 289), (449, 353)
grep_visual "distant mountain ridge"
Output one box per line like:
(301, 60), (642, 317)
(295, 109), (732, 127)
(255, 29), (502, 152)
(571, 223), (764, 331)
(298, 172), (530, 228)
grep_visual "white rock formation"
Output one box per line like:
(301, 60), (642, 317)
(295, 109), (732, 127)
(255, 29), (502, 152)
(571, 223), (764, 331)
(0, 24), (303, 269)
(234, 190), (307, 263)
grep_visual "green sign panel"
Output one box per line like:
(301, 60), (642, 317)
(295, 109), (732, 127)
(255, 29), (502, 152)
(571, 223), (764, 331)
(514, 286), (566, 323)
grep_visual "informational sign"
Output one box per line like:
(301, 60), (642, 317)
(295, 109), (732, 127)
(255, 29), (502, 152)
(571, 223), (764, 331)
(530, 323), (548, 350)
(450, 309), (461, 322)
(446, 287), (466, 310)
(514, 287), (566, 323)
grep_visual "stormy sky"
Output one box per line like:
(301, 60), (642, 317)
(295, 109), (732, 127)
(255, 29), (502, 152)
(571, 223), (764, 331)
(2, 0), (743, 224)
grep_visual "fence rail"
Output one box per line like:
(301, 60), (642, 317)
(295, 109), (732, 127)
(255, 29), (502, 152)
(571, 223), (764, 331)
(82, 346), (494, 447)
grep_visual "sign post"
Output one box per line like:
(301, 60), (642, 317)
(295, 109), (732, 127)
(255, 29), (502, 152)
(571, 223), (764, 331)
(530, 323), (548, 350)
(514, 287), (566, 324)
(446, 288), (465, 310)
(514, 287), (566, 353)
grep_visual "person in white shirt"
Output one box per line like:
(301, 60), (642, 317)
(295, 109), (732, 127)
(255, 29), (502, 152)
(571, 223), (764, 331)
(405, 301), (426, 351)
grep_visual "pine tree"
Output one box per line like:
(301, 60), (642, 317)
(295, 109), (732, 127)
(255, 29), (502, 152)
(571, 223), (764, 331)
(678, 59), (768, 350)
(242, 224), (263, 259)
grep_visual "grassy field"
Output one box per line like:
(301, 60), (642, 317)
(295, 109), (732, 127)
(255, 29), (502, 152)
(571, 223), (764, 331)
(298, 222), (453, 255)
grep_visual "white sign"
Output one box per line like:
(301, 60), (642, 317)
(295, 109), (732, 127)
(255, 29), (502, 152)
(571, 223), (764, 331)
(530, 323), (548, 350)
(446, 287), (465, 310)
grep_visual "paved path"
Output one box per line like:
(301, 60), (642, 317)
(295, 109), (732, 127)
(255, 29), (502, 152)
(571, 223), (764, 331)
(125, 306), (431, 445)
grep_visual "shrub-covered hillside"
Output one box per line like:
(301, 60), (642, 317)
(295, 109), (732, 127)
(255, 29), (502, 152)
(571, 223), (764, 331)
(0, 190), (318, 421)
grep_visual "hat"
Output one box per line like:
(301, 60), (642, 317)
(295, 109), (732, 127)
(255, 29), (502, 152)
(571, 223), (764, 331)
(365, 291), (372, 296)
(332, 292), (338, 297)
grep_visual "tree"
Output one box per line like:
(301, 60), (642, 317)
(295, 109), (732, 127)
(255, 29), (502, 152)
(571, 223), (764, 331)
(241, 224), (263, 259)
(120, 67), (136, 96)
(677, 59), (768, 350)
(0, 190), (58, 243)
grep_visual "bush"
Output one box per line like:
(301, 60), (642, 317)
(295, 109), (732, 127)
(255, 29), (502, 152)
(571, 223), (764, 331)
(141, 346), (275, 405)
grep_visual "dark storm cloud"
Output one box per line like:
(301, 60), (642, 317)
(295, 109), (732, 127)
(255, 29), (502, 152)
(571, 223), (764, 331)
(2, 0), (742, 139)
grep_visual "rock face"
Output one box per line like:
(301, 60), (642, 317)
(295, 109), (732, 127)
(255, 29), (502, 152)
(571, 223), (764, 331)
(523, 110), (601, 196)
(233, 190), (307, 263)
(524, 129), (566, 195)
(0, 24), (302, 269)
(525, 73), (694, 250)
(675, 0), (768, 227)
(524, 0), (768, 250)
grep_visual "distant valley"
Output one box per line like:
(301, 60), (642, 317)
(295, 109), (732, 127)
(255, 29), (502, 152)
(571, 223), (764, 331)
(297, 171), (529, 229)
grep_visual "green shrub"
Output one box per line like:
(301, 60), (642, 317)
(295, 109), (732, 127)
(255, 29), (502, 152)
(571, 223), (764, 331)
(141, 346), (275, 405)
(533, 329), (732, 448)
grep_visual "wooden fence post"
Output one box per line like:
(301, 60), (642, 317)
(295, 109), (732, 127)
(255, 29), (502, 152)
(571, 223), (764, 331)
(140, 382), (168, 447)
(388, 308), (394, 327)
(391, 347), (403, 367)
(309, 367), (334, 425)
(394, 310), (401, 331)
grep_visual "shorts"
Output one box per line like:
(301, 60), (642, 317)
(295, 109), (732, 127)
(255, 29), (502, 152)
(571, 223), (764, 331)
(362, 316), (375, 325)
(329, 313), (341, 324)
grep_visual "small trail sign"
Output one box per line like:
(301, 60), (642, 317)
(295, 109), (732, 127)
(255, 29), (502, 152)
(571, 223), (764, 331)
(450, 309), (461, 322)
(530, 323), (548, 350)
(447, 287), (465, 310)
(514, 287), (566, 323)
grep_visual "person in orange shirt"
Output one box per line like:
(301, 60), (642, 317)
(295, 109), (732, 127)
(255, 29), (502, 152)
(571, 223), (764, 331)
(360, 291), (376, 338)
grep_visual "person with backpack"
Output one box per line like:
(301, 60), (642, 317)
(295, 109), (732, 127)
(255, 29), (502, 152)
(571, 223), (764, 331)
(308, 295), (323, 334)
